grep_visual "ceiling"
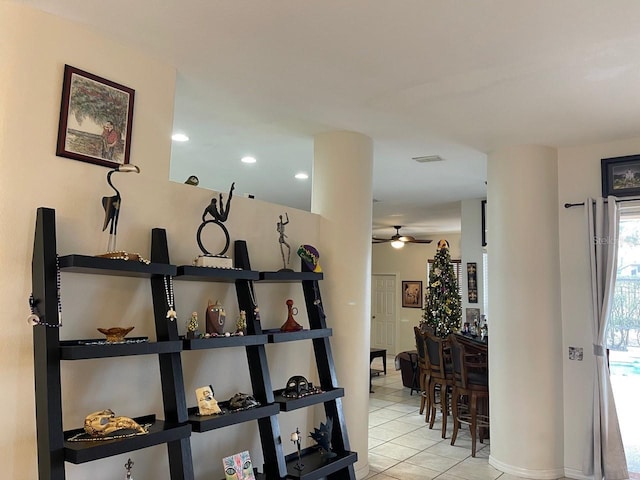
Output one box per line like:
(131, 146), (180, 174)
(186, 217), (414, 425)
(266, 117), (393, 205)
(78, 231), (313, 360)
(16, 0), (640, 240)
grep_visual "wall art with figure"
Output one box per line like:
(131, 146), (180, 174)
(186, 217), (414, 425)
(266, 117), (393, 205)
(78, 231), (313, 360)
(56, 65), (135, 169)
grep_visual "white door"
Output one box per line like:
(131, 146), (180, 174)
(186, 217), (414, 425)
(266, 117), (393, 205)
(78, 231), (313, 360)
(371, 274), (396, 354)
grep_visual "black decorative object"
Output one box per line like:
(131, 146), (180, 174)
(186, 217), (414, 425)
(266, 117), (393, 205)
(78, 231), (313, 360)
(467, 262), (478, 303)
(197, 182), (235, 257)
(282, 375), (323, 399)
(100, 164), (141, 255)
(309, 417), (336, 458)
(601, 154), (640, 197)
(124, 458), (134, 479)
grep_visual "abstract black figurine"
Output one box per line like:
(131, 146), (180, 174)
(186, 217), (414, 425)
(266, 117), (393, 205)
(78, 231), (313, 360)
(101, 164), (140, 253)
(309, 417), (336, 458)
(197, 182), (235, 257)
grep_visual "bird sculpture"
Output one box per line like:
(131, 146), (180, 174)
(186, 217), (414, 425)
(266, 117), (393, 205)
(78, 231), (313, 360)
(101, 164), (140, 253)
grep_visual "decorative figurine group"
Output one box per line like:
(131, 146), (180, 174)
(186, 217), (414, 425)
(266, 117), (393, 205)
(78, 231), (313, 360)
(195, 386), (260, 417)
(290, 416), (336, 472)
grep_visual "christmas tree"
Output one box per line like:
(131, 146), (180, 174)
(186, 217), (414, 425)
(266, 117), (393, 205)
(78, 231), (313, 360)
(421, 239), (462, 337)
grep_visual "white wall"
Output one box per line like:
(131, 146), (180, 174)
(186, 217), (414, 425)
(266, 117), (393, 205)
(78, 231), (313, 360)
(461, 199), (486, 320)
(371, 234), (461, 353)
(0, 4), (322, 479)
(558, 137), (640, 477)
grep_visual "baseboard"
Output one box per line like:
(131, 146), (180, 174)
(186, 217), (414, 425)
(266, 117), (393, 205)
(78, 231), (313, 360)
(355, 461), (369, 479)
(489, 455), (565, 479)
(563, 467), (593, 480)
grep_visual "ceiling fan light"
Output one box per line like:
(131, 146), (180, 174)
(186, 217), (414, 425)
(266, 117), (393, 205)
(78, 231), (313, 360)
(390, 240), (405, 249)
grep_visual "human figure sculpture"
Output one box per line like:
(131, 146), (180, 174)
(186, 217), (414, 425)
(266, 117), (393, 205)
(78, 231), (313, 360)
(277, 213), (292, 271)
(197, 182), (235, 257)
(202, 182), (235, 223)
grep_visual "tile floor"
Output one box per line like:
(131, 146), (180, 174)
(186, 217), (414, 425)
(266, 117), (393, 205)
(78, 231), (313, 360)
(366, 357), (519, 480)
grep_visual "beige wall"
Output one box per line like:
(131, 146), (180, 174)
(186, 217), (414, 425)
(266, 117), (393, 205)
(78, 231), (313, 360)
(558, 136), (640, 477)
(0, 4), (321, 479)
(371, 234), (461, 353)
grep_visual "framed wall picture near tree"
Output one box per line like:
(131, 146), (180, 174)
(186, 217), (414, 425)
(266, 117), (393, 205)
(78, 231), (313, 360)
(402, 281), (423, 308)
(56, 65), (135, 168)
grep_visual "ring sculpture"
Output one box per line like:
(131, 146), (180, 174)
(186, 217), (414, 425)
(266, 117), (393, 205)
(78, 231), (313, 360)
(197, 182), (235, 257)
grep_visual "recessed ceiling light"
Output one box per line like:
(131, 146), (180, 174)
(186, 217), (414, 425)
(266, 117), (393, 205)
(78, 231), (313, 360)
(295, 172), (309, 180)
(241, 156), (257, 164)
(172, 133), (189, 142)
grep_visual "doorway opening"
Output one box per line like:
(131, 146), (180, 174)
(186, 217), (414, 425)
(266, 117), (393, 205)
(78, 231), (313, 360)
(608, 213), (640, 476)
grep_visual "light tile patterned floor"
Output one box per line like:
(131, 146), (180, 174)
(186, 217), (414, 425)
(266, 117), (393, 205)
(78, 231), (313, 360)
(366, 357), (518, 480)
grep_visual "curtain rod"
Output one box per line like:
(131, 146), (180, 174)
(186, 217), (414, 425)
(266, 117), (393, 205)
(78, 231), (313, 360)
(564, 196), (640, 208)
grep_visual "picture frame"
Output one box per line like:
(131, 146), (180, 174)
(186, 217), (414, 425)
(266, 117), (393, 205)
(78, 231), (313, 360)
(56, 65), (135, 169)
(601, 154), (640, 198)
(402, 280), (423, 309)
(467, 262), (478, 303)
(222, 450), (256, 480)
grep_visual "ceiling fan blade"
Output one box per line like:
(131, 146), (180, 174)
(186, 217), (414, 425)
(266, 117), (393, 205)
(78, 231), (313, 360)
(408, 239), (433, 244)
(398, 235), (415, 242)
(372, 237), (392, 243)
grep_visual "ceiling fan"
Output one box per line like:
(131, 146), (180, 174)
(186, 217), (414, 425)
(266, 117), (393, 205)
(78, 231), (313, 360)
(372, 225), (433, 249)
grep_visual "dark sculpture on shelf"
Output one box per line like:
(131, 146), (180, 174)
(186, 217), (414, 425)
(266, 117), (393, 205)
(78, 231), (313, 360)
(277, 212), (292, 271)
(282, 375), (322, 398)
(197, 182), (235, 258)
(100, 164), (141, 257)
(280, 299), (303, 332)
(309, 417), (336, 458)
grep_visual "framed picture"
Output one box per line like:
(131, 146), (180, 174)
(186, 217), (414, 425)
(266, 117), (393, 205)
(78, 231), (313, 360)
(56, 65), (135, 169)
(601, 154), (640, 198)
(222, 450), (256, 480)
(467, 262), (478, 303)
(402, 280), (423, 308)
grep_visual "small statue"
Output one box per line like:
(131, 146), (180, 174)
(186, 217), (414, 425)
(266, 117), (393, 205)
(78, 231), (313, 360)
(235, 310), (247, 335)
(84, 409), (147, 437)
(280, 299), (303, 332)
(186, 312), (199, 339)
(99, 164), (141, 255)
(196, 385), (222, 416)
(206, 300), (226, 335)
(309, 417), (336, 458)
(124, 458), (134, 480)
(277, 213), (292, 272)
(197, 182), (235, 258)
(291, 428), (304, 471)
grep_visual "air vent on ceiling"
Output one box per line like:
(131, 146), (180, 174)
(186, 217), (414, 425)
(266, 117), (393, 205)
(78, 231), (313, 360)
(412, 155), (444, 163)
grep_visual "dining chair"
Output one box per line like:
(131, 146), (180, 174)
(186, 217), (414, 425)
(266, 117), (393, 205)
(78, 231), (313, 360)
(413, 326), (431, 420)
(448, 333), (489, 457)
(424, 329), (454, 438)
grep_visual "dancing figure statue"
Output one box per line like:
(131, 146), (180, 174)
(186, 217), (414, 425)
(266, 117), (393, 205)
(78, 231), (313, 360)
(277, 213), (292, 271)
(197, 182), (235, 257)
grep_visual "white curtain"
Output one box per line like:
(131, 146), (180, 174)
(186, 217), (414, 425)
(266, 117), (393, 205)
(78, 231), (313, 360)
(583, 196), (628, 480)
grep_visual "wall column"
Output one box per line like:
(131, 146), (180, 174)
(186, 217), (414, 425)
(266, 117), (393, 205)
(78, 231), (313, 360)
(488, 145), (564, 478)
(312, 131), (373, 479)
